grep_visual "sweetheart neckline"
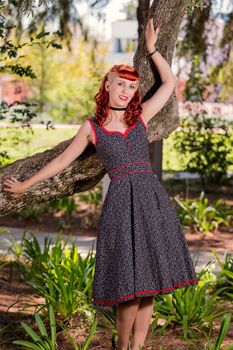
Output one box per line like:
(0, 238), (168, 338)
(99, 121), (137, 137)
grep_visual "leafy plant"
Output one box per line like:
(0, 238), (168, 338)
(213, 250), (233, 295)
(97, 305), (118, 348)
(49, 196), (78, 213)
(18, 203), (49, 222)
(29, 261), (93, 318)
(21, 233), (96, 318)
(174, 191), (232, 234)
(173, 112), (233, 186)
(204, 313), (233, 350)
(78, 187), (102, 213)
(4, 230), (66, 280)
(0, 228), (26, 259)
(13, 304), (57, 350)
(0, 150), (11, 166)
(152, 268), (228, 339)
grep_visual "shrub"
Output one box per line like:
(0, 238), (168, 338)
(174, 191), (232, 234)
(173, 111), (233, 186)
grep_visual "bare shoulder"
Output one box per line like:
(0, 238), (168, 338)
(82, 118), (95, 144)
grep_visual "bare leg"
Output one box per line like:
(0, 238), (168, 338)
(116, 297), (141, 350)
(131, 296), (154, 350)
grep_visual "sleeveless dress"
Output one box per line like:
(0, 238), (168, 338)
(87, 115), (199, 309)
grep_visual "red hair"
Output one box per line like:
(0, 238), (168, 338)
(93, 64), (142, 127)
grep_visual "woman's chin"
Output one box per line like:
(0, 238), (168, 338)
(114, 101), (129, 108)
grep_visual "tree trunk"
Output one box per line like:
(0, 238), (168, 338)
(137, 0), (150, 39)
(0, 0), (188, 215)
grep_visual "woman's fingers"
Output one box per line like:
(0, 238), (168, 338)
(10, 176), (19, 182)
(3, 177), (19, 185)
(4, 176), (18, 181)
(4, 179), (16, 185)
(1, 175), (25, 198)
(146, 18), (160, 33)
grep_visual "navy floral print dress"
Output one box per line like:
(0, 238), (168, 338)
(87, 115), (198, 309)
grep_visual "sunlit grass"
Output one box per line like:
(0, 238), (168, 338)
(1, 126), (76, 162)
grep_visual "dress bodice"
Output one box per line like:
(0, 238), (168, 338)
(87, 115), (153, 180)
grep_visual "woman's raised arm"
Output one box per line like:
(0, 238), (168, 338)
(141, 19), (177, 126)
(2, 119), (94, 197)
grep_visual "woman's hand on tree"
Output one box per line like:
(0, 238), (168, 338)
(145, 18), (160, 53)
(2, 176), (29, 198)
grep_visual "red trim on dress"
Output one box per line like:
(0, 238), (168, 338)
(93, 279), (199, 305)
(138, 115), (148, 130)
(111, 169), (153, 182)
(87, 118), (97, 146)
(109, 161), (152, 174)
(100, 121), (137, 138)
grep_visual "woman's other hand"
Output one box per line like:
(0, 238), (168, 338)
(2, 176), (29, 198)
(145, 18), (160, 53)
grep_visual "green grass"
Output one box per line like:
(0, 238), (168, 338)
(1, 126), (75, 163)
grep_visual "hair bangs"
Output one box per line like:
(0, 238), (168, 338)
(118, 69), (139, 82)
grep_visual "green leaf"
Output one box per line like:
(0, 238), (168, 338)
(35, 314), (48, 337)
(13, 340), (42, 350)
(48, 304), (56, 349)
(213, 314), (232, 350)
(21, 323), (41, 342)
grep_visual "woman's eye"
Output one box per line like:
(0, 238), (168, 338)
(118, 83), (123, 86)
(130, 86), (135, 89)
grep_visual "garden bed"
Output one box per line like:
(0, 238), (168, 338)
(0, 266), (233, 349)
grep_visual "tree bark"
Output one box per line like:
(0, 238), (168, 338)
(137, 0), (150, 39)
(0, 0), (188, 215)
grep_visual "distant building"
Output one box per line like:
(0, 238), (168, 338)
(106, 20), (137, 66)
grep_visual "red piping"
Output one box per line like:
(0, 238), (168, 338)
(100, 121), (137, 137)
(109, 161), (152, 174)
(111, 169), (153, 181)
(138, 115), (148, 130)
(93, 279), (199, 305)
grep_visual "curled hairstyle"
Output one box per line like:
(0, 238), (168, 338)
(94, 64), (142, 127)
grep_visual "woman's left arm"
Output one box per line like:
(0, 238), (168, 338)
(141, 19), (177, 125)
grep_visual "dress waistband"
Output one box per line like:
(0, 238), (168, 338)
(108, 161), (153, 182)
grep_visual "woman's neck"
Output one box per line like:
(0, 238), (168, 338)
(106, 109), (126, 124)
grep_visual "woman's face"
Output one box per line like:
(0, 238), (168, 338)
(105, 75), (139, 108)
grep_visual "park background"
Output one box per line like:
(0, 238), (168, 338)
(0, 0), (233, 349)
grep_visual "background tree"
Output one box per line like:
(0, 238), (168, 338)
(20, 36), (107, 123)
(120, 0), (137, 20)
(175, 0), (233, 102)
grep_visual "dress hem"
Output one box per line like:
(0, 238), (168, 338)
(92, 278), (199, 308)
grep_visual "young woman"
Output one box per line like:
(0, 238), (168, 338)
(3, 19), (198, 350)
